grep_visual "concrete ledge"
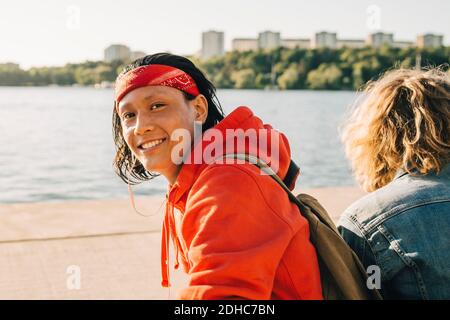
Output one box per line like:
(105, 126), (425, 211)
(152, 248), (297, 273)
(0, 186), (365, 299)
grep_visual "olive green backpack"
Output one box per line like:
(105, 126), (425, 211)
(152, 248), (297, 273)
(222, 153), (383, 300)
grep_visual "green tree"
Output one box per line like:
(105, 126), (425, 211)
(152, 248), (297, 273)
(277, 63), (299, 89)
(94, 65), (115, 82)
(0, 63), (29, 86)
(1, 47), (449, 88)
(307, 63), (343, 90)
(213, 70), (234, 88)
(51, 68), (75, 85)
(74, 67), (97, 85)
(230, 69), (256, 89)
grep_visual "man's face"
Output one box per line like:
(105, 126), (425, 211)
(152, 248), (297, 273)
(117, 85), (198, 183)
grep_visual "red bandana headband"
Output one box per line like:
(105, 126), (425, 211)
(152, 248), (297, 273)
(114, 64), (200, 107)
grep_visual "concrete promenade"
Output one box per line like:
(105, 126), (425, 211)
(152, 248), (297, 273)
(0, 186), (365, 299)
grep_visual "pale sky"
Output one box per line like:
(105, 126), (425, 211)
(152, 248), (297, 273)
(1, 0), (449, 69)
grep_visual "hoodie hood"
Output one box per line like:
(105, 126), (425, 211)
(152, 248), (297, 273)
(161, 106), (299, 287)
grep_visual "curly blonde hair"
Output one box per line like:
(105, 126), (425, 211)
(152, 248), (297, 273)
(341, 67), (450, 192)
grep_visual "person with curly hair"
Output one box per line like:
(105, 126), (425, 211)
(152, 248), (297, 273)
(339, 68), (450, 299)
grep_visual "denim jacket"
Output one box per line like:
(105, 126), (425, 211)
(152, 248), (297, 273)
(338, 165), (450, 299)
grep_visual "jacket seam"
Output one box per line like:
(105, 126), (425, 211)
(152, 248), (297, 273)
(280, 258), (302, 300)
(344, 215), (381, 269)
(362, 199), (450, 234)
(377, 225), (429, 299)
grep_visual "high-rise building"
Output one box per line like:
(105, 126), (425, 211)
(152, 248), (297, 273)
(258, 31), (281, 49)
(104, 44), (131, 62)
(417, 34), (444, 48)
(366, 32), (394, 48)
(0, 62), (20, 69)
(336, 39), (366, 49)
(281, 38), (310, 49)
(392, 41), (414, 49)
(201, 31), (225, 60)
(232, 38), (259, 52)
(312, 32), (337, 49)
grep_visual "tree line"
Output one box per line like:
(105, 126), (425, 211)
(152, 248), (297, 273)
(1, 46), (449, 90)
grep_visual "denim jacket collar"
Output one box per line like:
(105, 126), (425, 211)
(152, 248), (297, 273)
(393, 169), (409, 181)
(393, 163), (450, 181)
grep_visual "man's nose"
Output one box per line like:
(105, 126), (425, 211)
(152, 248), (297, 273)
(134, 113), (155, 135)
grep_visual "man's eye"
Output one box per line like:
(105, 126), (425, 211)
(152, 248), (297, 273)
(150, 103), (165, 111)
(122, 112), (135, 120)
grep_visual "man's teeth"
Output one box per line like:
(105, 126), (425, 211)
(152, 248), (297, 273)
(142, 139), (164, 149)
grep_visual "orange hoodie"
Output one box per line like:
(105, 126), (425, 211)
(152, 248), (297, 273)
(161, 106), (323, 300)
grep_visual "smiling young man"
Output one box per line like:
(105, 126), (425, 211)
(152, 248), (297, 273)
(112, 53), (323, 300)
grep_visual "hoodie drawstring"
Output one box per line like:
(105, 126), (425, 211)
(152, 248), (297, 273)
(161, 192), (182, 287)
(161, 201), (170, 287)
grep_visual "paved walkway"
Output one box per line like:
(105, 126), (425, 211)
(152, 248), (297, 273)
(0, 186), (365, 299)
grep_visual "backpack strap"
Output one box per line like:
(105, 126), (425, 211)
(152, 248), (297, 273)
(221, 153), (309, 214)
(221, 153), (383, 300)
(221, 153), (339, 231)
(284, 159), (300, 190)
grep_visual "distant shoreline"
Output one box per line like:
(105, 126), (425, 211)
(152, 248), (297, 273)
(0, 84), (356, 92)
(2, 47), (448, 90)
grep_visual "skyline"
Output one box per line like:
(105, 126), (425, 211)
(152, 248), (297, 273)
(1, 0), (449, 69)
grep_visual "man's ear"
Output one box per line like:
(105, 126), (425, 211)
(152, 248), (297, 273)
(191, 94), (208, 124)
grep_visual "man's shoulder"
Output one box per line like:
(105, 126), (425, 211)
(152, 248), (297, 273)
(339, 173), (450, 234)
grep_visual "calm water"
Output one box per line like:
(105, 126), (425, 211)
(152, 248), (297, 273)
(0, 87), (359, 203)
